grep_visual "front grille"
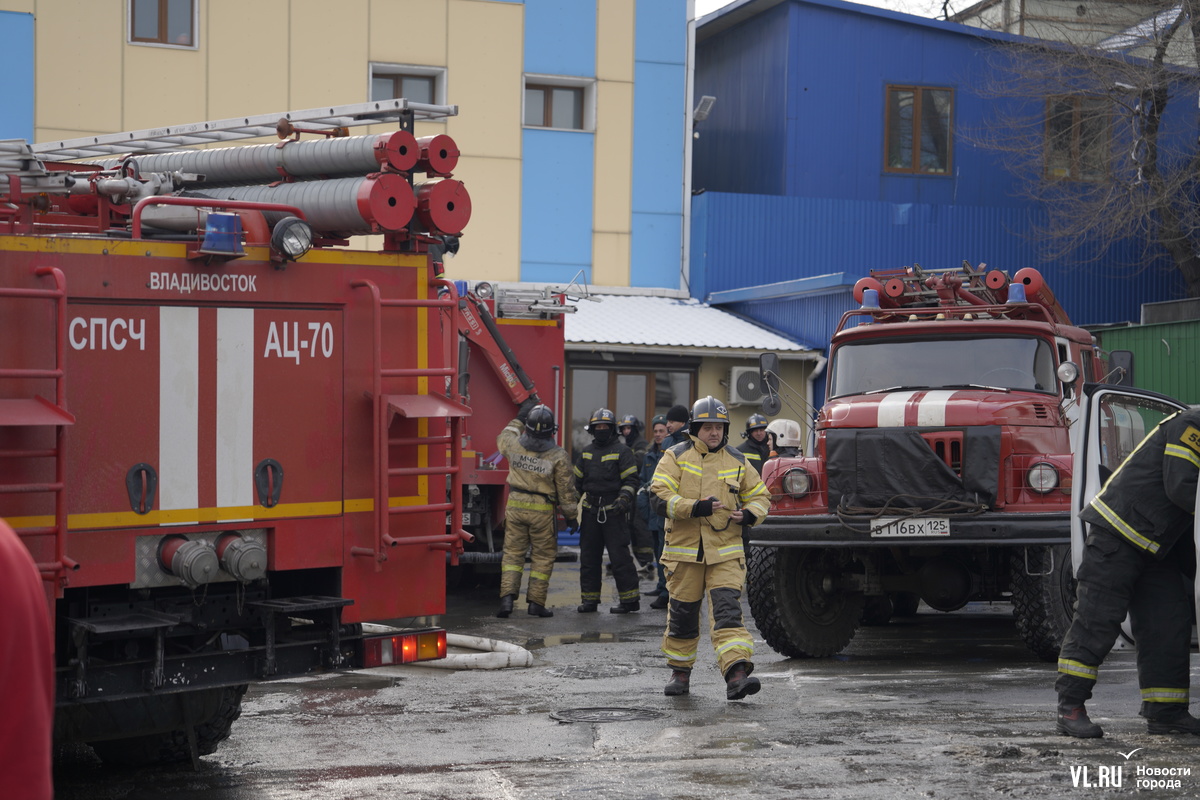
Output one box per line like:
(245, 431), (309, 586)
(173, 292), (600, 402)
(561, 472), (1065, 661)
(920, 431), (963, 475)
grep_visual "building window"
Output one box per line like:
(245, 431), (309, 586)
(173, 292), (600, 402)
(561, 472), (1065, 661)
(568, 368), (692, 455)
(885, 86), (953, 175)
(523, 75), (596, 131)
(129, 0), (195, 47)
(1045, 96), (1109, 181)
(369, 64), (446, 106)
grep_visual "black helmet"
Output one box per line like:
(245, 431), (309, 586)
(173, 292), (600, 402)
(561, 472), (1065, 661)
(688, 396), (730, 444)
(618, 414), (641, 433)
(742, 413), (768, 438)
(525, 404), (557, 438)
(585, 408), (617, 434)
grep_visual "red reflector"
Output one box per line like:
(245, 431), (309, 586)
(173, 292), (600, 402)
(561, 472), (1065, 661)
(362, 628), (446, 667)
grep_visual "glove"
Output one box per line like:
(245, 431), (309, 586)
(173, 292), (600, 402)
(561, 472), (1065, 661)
(516, 396), (538, 423)
(693, 498), (714, 517)
(614, 493), (632, 515)
(740, 510), (757, 526)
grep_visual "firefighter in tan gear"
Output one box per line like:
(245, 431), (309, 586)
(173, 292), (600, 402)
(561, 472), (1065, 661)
(496, 402), (578, 619)
(650, 396), (771, 700)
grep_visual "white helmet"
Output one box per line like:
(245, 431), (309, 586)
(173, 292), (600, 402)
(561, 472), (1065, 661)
(766, 418), (804, 449)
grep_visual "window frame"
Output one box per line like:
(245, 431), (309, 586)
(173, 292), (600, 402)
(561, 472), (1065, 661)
(523, 74), (596, 132)
(127, 0), (198, 49)
(1043, 94), (1110, 182)
(883, 84), (954, 176)
(369, 63), (448, 111)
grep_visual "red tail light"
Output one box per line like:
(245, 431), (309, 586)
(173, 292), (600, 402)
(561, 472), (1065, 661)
(362, 628), (447, 667)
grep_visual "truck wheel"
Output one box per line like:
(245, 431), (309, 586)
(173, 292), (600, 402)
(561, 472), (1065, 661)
(86, 684), (247, 766)
(1010, 545), (1075, 662)
(748, 546), (865, 658)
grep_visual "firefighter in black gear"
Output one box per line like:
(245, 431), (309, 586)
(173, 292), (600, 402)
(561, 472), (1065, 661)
(573, 408), (642, 613)
(619, 414), (657, 577)
(1055, 407), (1200, 738)
(737, 413), (771, 470)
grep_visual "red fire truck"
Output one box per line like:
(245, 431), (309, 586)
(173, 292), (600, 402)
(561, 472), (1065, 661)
(0, 100), (472, 765)
(452, 282), (569, 577)
(751, 264), (1114, 662)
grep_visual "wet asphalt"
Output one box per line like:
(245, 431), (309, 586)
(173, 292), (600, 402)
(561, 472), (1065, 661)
(53, 552), (1200, 799)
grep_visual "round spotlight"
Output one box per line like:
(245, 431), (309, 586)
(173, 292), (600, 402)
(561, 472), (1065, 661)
(270, 216), (314, 262)
(1027, 461), (1059, 494)
(474, 281), (494, 299)
(782, 468), (811, 499)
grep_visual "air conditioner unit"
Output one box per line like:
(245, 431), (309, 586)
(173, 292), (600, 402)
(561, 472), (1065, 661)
(728, 366), (764, 406)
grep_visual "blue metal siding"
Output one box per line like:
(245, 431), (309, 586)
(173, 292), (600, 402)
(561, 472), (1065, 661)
(524, 0), (595, 77)
(693, 4), (791, 196)
(695, 191), (1185, 328)
(631, 212), (682, 288)
(520, 128), (595, 282)
(0, 11), (34, 141)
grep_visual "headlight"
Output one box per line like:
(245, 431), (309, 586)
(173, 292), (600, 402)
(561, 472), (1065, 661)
(781, 468), (811, 499)
(270, 216), (313, 262)
(1027, 461), (1059, 494)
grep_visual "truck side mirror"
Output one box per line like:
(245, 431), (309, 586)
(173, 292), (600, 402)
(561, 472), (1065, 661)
(1107, 350), (1135, 387)
(759, 353), (782, 415)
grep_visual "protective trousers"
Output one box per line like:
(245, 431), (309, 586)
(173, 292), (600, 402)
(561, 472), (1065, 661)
(628, 511), (656, 567)
(1056, 530), (1192, 716)
(579, 508), (640, 606)
(499, 506), (558, 606)
(661, 558), (753, 675)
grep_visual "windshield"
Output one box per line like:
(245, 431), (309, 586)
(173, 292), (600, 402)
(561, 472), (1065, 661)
(828, 335), (1058, 398)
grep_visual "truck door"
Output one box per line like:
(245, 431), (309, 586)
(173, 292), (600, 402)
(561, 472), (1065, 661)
(1071, 384), (1192, 646)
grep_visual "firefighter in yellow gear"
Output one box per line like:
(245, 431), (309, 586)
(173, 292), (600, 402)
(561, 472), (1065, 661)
(496, 401), (578, 618)
(650, 395), (771, 700)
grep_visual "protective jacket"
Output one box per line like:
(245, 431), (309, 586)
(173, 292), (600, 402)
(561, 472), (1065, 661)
(1079, 408), (1200, 558)
(651, 436), (771, 564)
(573, 438), (639, 510)
(624, 431), (649, 471)
(497, 418), (577, 517)
(737, 436), (772, 471)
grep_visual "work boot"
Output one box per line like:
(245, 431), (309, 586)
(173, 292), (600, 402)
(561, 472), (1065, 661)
(527, 602), (553, 618)
(577, 603), (598, 613)
(496, 594), (515, 619)
(1057, 702), (1103, 738)
(1146, 707), (1200, 735)
(650, 594), (669, 610)
(725, 661), (761, 701)
(664, 669), (691, 696)
(610, 601), (640, 614)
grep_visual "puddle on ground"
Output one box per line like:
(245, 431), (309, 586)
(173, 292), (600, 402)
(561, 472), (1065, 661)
(524, 632), (644, 650)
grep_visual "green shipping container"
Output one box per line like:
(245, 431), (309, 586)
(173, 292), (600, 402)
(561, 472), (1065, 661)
(1096, 321), (1200, 405)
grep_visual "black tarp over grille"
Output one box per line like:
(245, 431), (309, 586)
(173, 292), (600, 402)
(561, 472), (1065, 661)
(825, 427), (1000, 512)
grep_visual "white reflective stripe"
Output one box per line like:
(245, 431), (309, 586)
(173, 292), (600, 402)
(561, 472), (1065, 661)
(876, 391), (917, 427)
(917, 390), (955, 427)
(217, 308), (255, 519)
(159, 307), (198, 515)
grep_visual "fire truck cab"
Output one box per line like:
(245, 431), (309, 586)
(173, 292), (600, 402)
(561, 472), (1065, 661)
(751, 264), (1113, 661)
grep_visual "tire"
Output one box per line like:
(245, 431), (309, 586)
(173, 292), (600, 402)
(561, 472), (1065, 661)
(748, 546), (866, 658)
(1010, 545), (1075, 662)
(86, 685), (247, 766)
(860, 594), (894, 626)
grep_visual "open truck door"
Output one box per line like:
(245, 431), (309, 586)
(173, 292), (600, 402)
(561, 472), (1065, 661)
(1071, 384), (1193, 648)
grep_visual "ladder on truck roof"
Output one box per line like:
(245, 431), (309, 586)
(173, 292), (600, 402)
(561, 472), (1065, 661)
(30, 99), (459, 162)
